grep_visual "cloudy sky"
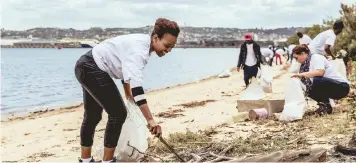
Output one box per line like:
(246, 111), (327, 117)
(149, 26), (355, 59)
(2, 0), (355, 30)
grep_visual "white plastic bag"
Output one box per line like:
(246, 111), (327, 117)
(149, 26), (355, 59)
(218, 69), (232, 78)
(95, 101), (148, 161)
(279, 78), (306, 121)
(289, 59), (301, 73)
(260, 65), (273, 93)
(240, 78), (265, 100)
(329, 58), (347, 79)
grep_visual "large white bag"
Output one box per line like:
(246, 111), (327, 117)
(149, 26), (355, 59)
(95, 101), (148, 161)
(289, 59), (301, 73)
(329, 58), (347, 79)
(279, 78), (306, 121)
(260, 65), (273, 93)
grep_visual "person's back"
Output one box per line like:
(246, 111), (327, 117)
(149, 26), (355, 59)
(308, 20), (344, 58)
(299, 34), (312, 45)
(261, 48), (274, 58)
(308, 29), (335, 55)
(310, 54), (348, 83)
(93, 34), (151, 80)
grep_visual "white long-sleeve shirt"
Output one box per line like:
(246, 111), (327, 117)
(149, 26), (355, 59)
(92, 34), (151, 105)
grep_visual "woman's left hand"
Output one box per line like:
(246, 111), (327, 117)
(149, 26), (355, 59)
(291, 74), (304, 78)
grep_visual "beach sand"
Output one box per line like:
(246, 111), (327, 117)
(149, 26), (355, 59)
(1, 61), (292, 162)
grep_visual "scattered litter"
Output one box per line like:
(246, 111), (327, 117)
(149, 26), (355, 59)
(175, 100), (216, 108)
(249, 108), (268, 121)
(157, 109), (185, 118)
(218, 70), (232, 78)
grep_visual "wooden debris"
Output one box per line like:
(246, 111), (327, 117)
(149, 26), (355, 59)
(335, 145), (356, 156)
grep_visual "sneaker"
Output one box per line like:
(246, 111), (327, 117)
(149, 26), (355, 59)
(100, 157), (117, 163)
(110, 157), (117, 163)
(79, 157), (96, 162)
(316, 102), (333, 115)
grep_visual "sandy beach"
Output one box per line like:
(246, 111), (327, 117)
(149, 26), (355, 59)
(1, 61), (291, 162)
(2, 59), (354, 162)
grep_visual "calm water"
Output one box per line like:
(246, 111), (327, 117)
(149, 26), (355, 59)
(1, 48), (239, 115)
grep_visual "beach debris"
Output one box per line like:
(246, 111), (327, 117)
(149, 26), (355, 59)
(157, 109), (185, 118)
(335, 145), (356, 156)
(63, 128), (76, 131)
(174, 100), (216, 108)
(218, 70), (232, 78)
(249, 108), (268, 121)
(26, 152), (55, 161)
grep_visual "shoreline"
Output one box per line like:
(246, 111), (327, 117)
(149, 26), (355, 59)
(1, 67), (235, 122)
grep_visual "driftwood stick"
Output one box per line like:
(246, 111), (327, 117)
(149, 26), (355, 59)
(209, 152), (236, 162)
(218, 144), (234, 155)
(190, 153), (203, 162)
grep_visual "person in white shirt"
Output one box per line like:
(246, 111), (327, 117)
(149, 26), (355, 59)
(287, 44), (297, 63)
(291, 45), (350, 116)
(237, 33), (262, 86)
(274, 47), (286, 65)
(297, 32), (312, 45)
(308, 20), (344, 59)
(260, 48), (274, 66)
(74, 18), (180, 162)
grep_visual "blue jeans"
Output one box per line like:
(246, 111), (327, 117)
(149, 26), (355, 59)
(243, 64), (258, 86)
(309, 77), (350, 104)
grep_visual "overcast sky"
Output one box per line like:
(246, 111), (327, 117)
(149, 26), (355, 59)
(2, 0), (355, 30)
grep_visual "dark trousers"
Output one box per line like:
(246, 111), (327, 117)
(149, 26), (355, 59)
(74, 50), (127, 148)
(286, 52), (290, 62)
(269, 55), (274, 66)
(309, 77), (350, 104)
(243, 64), (258, 86)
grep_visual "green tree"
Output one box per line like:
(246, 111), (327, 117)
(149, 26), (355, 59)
(333, 3), (356, 57)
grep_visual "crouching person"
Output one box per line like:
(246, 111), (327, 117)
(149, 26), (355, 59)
(291, 45), (350, 115)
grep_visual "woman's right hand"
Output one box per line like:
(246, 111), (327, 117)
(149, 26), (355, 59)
(147, 119), (162, 138)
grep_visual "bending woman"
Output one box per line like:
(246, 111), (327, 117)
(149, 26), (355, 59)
(291, 45), (350, 115)
(74, 18), (180, 162)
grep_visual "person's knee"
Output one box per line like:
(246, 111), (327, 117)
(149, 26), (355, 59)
(108, 107), (127, 123)
(83, 114), (102, 126)
(312, 76), (324, 84)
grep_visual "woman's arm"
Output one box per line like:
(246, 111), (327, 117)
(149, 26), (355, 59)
(122, 80), (134, 102)
(300, 69), (325, 78)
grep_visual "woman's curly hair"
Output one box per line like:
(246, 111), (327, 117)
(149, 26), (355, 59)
(151, 18), (180, 38)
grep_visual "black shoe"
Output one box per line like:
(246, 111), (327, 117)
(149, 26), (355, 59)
(316, 102), (333, 115)
(79, 157), (96, 162)
(111, 157), (117, 162)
